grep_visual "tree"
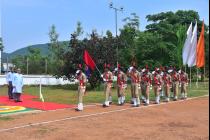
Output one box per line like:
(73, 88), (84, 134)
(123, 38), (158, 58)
(26, 47), (45, 74)
(144, 10), (208, 70)
(11, 47), (46, 74)
(48, 24), (65, 76)
(118, 13), (140, 67)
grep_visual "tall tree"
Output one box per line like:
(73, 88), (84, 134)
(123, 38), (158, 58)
(48, 24), (65, 76)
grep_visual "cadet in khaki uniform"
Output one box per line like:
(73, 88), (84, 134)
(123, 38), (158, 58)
(140, 68), (152, 105)
(162, 69), (172, 102)
(75, 70), (87, 111)
(102, 64), (113, 107)
(179, 70), (188, 99)
(127, 66), (135, 104)
(115, 66), (127, 105)
(171, 69), (180, 101)
(152, 68), (162, 104)
(130, 66), (141, 107)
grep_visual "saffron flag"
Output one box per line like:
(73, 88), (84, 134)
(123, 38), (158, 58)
(83, 50), (96, 70)
(187, 21), (197, 67)
(182, 22), (193, 65)
(196, 21), (205, 68)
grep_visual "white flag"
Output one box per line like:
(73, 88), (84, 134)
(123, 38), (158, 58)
(187, 21), (197, 67)
(182, 22), (192, 65)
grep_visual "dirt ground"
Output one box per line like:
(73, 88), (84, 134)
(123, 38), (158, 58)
(0, 96), (209, 140)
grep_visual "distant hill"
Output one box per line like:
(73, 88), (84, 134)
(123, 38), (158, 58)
(2, 41), (69, 62)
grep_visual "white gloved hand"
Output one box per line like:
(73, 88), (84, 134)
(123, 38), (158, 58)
(150, 85), (152, 90)
(103, 78), (107, 82)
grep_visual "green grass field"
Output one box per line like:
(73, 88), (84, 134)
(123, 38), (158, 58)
(0, 82), (209, 105)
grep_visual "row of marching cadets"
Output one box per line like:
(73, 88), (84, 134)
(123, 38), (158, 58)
(74, 64), (189, 111)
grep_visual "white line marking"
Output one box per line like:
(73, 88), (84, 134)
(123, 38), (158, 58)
(0, 95), (208, 133)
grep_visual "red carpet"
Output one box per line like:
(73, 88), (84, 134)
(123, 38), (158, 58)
(0, 95), (75, 111)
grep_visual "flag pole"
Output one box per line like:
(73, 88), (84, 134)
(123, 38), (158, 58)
(39, 76), (45, 110)
(190, 67), (192, 88)
(196, 67), (198, 88)
(95, 65), (102, 76)
(204, 64), (206, 88)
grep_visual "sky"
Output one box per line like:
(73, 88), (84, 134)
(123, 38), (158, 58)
(1, 0), (209, 53)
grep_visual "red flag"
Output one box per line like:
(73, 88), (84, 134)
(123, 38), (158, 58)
(83, 50), (96, 70)
(196, 21), (205, 68)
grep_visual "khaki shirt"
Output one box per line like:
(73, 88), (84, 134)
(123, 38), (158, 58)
(103, 71), (113, 84)
(77, 73), (87, 87)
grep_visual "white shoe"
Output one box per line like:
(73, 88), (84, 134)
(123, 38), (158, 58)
(77, 103), (83, 111)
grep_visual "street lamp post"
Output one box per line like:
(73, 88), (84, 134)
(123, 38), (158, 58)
(109, 2), (123, 67)
(0, 37), (3, 75)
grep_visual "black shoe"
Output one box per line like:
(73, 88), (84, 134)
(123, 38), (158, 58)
(130, 101), (134, 104)
(145, 103), (149, 106)
(103, 104), (109, 108)
(132, 104), (139, 107)
(173, 98), (178, 101)
(109, 102), (112, 105)
(17, 100), (22, 102)
(75, 108), (82, 111)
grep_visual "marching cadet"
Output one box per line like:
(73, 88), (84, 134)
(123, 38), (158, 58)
(127, 66), (135, 104)
(75, 69), (87, 111)
(179, 69), (188, 99)
(168, 66), (174, 97)
(140, 68), (152, 105)
(6, 67), (14, 99)
(162, 68), (172, 102)
(159, 67), (165, 97)
(12, 68), (23, 102)
(102, 64), (113, 107)
(115, 65), (127, 105)
(171, 68), (180, 101)
(130, 66), (141, 107)
(151, 68), (162, 104)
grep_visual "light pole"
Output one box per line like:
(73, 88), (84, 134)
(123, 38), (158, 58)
(109, 2), (123, 67)
(0, 37), (3, 75)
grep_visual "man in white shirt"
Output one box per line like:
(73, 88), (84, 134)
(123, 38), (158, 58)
(12, 68), (23, 102)
(6, 67), (14, 99)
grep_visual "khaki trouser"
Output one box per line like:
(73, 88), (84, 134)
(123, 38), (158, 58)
(131, 83), (135, 98)
(133, 83), (139, 98)
(153, 85), (160, 96)
(133, 83), (140, 104)
(117, 85), (125, 97)
(164, 84), (170, 97)
(181, 83), (187, 93)
(173, 82), (179, 97)
(141, 83), (149, 95)
(104, 83), (112, 102)
(78, 86), (86, 103)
